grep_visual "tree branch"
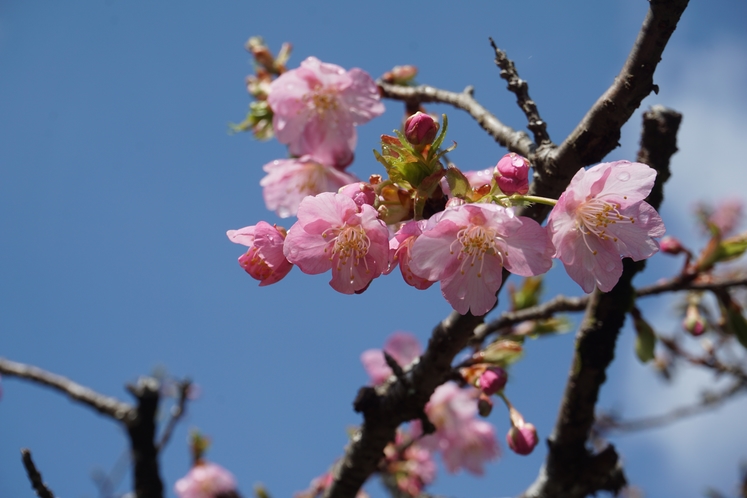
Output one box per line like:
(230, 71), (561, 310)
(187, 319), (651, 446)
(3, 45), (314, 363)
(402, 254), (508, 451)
(519, 0), (689, 226)
(377, 81), (534, 157)
(324, 311), (484, 498)
(521, 103), (681, 497)
(0, 358), (132, 421)
(156, 379), (192, 452)
(21, 449), (56, 498)
(489, 38), (552, 146)
(127, 377), (165, 498)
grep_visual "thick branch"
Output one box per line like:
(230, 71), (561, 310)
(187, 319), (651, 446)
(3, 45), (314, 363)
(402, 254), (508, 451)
(127, 377), (165, 498)
(324, 311), (484, 498)
(490, 38), (552, 146)
(21, 449), (56, 498)
(520, 0), (689, 225)
(521, 104), (680, 497)
(0, 358), (132, 421)
(378, 81), (534, 157)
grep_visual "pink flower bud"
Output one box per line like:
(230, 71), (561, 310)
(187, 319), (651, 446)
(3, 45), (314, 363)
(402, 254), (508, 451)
(477, 392), (493, 417)
(506, 423), (538, 456)
(660, 235), (685, 255)
(478, 367), (508, 395)
(494, 153), (530, 195)
(404, 112), (439, 147)
(382, 65), (418, 85)
(339, 182), (376, 209)
(683, 303), (706, 336)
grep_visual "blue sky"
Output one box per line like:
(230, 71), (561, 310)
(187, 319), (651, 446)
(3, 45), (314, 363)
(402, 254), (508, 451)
(2, 1), (746, 497)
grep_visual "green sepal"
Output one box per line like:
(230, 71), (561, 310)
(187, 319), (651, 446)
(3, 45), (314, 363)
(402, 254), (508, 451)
(445, 166), (471, 198)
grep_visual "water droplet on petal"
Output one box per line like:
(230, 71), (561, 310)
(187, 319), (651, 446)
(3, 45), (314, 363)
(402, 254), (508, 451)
(617, 171), (631, 181)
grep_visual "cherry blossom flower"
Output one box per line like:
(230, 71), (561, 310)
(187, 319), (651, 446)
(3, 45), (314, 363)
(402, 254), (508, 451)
(283, 192), (389, 294)
(547, 160), (666, 293)
(423, 382), (499, 475)
(383, 428), (437, 496)
(268, 56), (385, 167)
(409, 203), (554, 315)
(361, 332), (422, 385)
(295, 470), (369, 498)
(227, 222), (293, 286)
(261, 156), (359, 218)
(389, 220), (437, 290)
(174, 462), (237, 498)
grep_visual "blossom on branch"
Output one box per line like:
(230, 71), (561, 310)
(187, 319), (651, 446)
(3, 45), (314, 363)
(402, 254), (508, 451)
(547, 160), (665, 292)
(409, 203), (553, 315)
(494, 153), (529, 196)
(423, 382), (499, 475)
(174, 462), (237, 498)
(268, 57), (384, 167)
(284, 192), (389, 294)
(227, 222), (293, 286)
(361, 331), (422, 385)
(389, 220), (437, 290)
(260, 156), (359, 218)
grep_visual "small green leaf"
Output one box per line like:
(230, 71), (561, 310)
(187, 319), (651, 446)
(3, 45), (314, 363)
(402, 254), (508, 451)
(445, 166), (471, 198)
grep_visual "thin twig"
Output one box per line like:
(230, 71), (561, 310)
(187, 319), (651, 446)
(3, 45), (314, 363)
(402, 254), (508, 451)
(0, 358), (132, 421)
(597, 378), (747, 434)
(490, 38), (551, 146)
(156, 379), (192, 452)
(21, 449), (56, 498)
(378, 81), (534, 157)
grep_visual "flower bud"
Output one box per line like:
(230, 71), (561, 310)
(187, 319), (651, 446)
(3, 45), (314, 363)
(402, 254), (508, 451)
(683, 294), (706, 336)
(339, 182), (376, 209)
(404, 112), (439, 148)
(494, 153), (530, 195)
(477, 392), (493, 417)
(506, 423), (538, 456)
(478, 367), (508, 395)
(382, 65), (418, 85)
(660, 235), (686, 255)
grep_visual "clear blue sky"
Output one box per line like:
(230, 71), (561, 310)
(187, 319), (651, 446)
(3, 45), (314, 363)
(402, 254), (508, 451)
(2, 1), (746, 497)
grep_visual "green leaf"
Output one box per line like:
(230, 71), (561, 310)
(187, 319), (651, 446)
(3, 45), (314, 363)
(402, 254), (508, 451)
(632, 310), (657, 363)
(444, 166), (471, 198)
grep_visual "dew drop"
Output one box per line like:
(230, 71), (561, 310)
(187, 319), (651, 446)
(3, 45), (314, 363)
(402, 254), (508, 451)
(617, 171), (631, 181)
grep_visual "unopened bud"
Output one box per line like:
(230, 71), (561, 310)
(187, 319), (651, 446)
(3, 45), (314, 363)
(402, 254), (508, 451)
(478, 367), (508, 395)
(507, 423), (538, 456)
(339, 182), (376, 209)
(494, 153), (530, 195)
(660, 235), (686, 255)
(477, 393), (493, 417)
(683, 298), (706, 337)
(404, 112), (439, 148)
(382, 65), (418, 85)
(473, 339), (523, 366)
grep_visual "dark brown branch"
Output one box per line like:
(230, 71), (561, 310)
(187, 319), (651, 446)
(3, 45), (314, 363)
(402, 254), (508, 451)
(324, 311), (484, 498)
(156, 379), (192, 452)
(598, 378), (747, 434)
(519, 0), (689, 226)
(21, 449), (56, 498)
(489, 38), (552, 146)
(0, 358), (132, 421)
(127, 377), (165, 498)
(377, 81), (534, 157)
(521, 103), (681, 497)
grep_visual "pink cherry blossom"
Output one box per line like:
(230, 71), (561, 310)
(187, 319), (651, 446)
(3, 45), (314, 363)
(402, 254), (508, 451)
(389, 220), (437, 290)
(283, 192), (389, 294)
(423, 382), (499, 475)
(361, 332), (422, 385)
(261, 156), (359, 218)
(409, 203), (554, 315)
(174, 462), (237, 498)
(383, 428), (437, 496)
(268, 56), (385, 168)
(227, 221), (293, 286)
(547, 160), (666, 293)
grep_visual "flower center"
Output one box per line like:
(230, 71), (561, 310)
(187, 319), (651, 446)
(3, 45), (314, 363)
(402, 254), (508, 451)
(304, 86), (339, 116)
(576, 198), (635, 254)
(323, 224), (371, 282)
(450, 225), (505, 277)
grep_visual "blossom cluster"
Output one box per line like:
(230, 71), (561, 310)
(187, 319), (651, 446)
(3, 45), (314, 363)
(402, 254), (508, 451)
(229, 54), (665, 315)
